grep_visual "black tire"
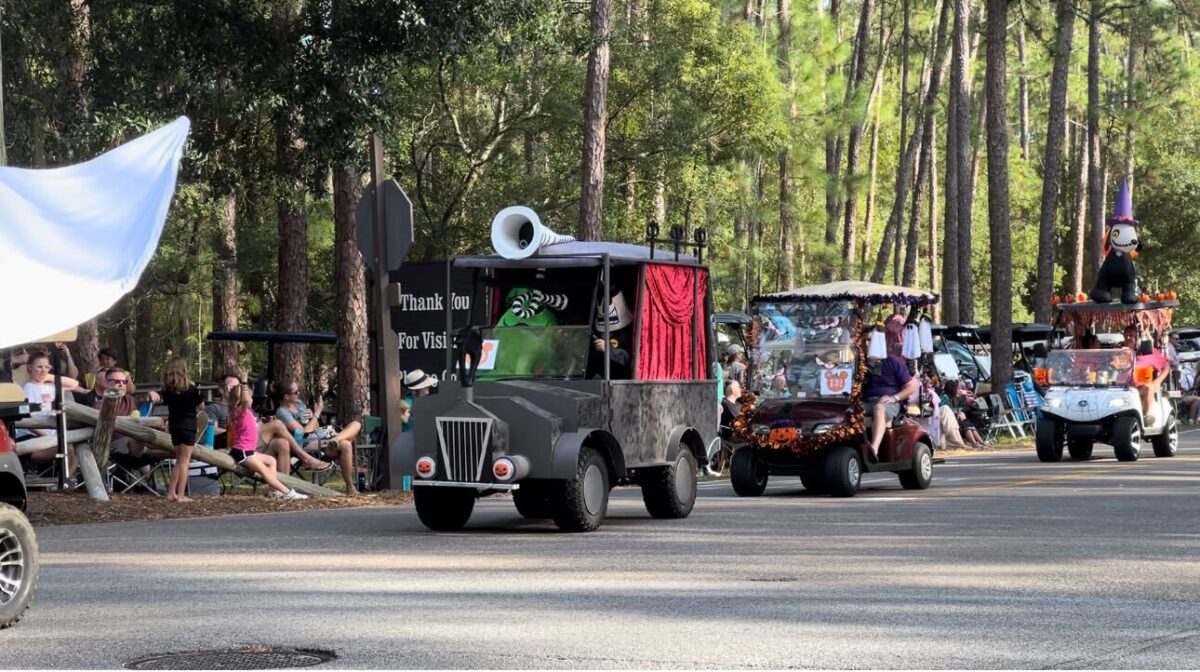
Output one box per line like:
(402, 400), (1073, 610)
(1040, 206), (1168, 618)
(0, 504), (38, 629)
(642, 447), (699, 519)
(1152, 415), (1179, 458)
(1112, 416), (1142, 462)
(824, 446), (862, 498)
(799, 473), (827, 494)
(550, 446), (609, 532)
(898, 443), (933, 490)
(413, 486), (476, 531)
(730, 448), (768, 497)
(512, 480), (553, 519)
(1067, 438), (1094, 461)
(1036, 418), (1064, 462)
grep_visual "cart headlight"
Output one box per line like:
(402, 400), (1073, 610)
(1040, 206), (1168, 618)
(415, 456), (436, 478)
(752, 423), (770, 435)
(813, 423), (836, 434)
(1108, 398), (1128, 408)
(1044, 397), (1063, 409)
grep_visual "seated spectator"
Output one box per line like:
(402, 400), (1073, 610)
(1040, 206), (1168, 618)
(720, 380), (742, 441)
(95, 368), (173, 462)
(724, 346), (747, 385)
(207, 374), (330, 472)
(16, 353), (82, 475)
(401, 369), (438, 431)
(97, 347), (118, 370)
(941, 380), (987, 449)
(274, 378), (361, 495)
(79, 366), (111, 407)
(1135, 341), (1171, 425)
(226, 384), (308, 501)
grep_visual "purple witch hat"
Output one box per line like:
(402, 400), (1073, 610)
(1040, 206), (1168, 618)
(1108, 180), (1138, 225)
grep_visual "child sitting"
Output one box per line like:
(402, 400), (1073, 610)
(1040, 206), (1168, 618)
(227, 384), (308, 501)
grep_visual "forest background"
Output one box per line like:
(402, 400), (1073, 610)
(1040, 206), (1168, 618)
(4, 0), (1200, 420)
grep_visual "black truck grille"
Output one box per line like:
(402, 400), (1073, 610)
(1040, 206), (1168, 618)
(435, 417), (493, 482)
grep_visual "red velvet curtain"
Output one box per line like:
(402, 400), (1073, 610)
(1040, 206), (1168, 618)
(636, 264), (708, 380)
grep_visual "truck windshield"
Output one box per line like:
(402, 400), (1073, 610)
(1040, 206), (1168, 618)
(1043, 349), (1134, 387)
(475, 325), (592, 380)
(751, 301), (857, 399)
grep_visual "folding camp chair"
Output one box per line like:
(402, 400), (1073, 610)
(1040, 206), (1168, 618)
(107, 452), (169, 495)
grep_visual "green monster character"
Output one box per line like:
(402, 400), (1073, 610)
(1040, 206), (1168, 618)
(492, 288), (569, 375)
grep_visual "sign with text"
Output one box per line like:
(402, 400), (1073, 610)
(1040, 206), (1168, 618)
(390, 261), (483, 383)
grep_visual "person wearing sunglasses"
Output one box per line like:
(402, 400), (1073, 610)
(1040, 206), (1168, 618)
(273, 378), (362, 495)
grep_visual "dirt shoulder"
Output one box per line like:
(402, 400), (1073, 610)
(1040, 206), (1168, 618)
(25, 490), (413, 527)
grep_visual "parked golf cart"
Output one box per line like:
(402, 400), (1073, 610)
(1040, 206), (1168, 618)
(1035, 299), (1179, 462)
(730, 281), (937, 498)
(708, 311), (751, 475)
(394, 214), (716, 532)
(0, 367), (41, 628)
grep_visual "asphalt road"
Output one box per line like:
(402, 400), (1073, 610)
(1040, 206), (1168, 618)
(4, 433), (1200, 669)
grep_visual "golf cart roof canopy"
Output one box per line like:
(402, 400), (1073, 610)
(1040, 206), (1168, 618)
(753, 280), (938, 306)
(207, 331), (337, 345)
(942, 324), (983, 342)
(714, 311), (751, 325)
(977, 323), (1055, 344)
(1175, 327), (1200, 340)
(454, 242), (698, 269)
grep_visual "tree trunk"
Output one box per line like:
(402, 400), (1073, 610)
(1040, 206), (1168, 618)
(134, 292), (153, 381)
(903, 109), (934, 286)
(943, 55), (960, 324)
(275, 113), (309, 384)
(823, 0), (843, 264)
(1071, 115), (1090, 296)
(869, 0), (950, 284)
(893, 0), (911, 284)
(1086, 0), (1105, 281)
(1017, 2), (1030, 161)
(842, 7), (888, 280)
(211, 192), (240, 379)
(1032, 0), (1076, 324)
(1123, 25), (1137, 188)
(333, 169), (370, 424)
(985, 0), (1012, 391)
(579, 0), (613, 241)
(928, 112), (939, 307)
(953, 0), (974, 323)
(778, 0), (797, 288)
(860, 103), (883, 279)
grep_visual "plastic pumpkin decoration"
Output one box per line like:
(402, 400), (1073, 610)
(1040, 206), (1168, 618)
(1139, 293), (1151, 303)
(1077, 292), (1088, 303)
(1065, 294), (1076, 304)
(1155, 292), (1165, 301)
(1050, 294), (1061, 305)
(1168, 290), (1178, 301)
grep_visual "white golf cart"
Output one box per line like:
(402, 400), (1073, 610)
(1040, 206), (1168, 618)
(1035, 301), (1179, 462)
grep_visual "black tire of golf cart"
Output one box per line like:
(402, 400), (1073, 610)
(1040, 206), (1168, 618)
(823, 446), (862, 498)
(642, 447), (699, 519)
(414, 486), (476, 531)
(1067, 438), (1094, 461)
(512, 480), (554, 519)
(898, 443), (933, 490)
(550, 446), (610, 532)
(1036, 418), (1064, 462)
(1152, 415), (1179, 458)
(0, 503), (39, 629)
(800, 473), (827, 494)
(730, 448), (768, 497)
(1112, 416), (1142, 462)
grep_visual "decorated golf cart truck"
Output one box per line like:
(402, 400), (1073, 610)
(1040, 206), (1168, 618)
(1035, 178), (1181, 463)
(1035, 297), (1179, 462)
(394, 210), (716, 532)
(730, 281), (939, 497)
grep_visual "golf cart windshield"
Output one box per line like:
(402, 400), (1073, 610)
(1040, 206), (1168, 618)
(474, 326), (591, 380)
(752, 301), (857, 399)
(1043, 349), (1134, 387)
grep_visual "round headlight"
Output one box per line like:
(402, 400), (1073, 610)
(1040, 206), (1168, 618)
(493, 457), (515, 481)
(415, 456), (436, 478)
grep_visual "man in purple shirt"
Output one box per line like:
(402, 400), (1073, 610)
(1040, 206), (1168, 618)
(863, 353), (920, 460)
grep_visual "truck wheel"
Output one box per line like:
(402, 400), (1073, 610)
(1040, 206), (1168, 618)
(1112, 416), (1142, 462)
(898, 443), (933, 490)
(512, 480), (553, 519)
(0, 504), (38, 629)
(413, 487), (476, 531)
(551, 446), (609, 532)
(799, 473), (827, 494)
(730, 448), (768, 497)
(1036, 419), (1064, 462)
(642, 447), (698, 519)
(824, 446), (862, 498)
(1151, 415), (1178, 458)
(1067, 438), (1093, 461)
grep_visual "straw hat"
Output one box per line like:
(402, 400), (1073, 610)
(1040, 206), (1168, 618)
(402, 369), (438, 391)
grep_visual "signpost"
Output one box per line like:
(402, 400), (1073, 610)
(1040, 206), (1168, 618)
(358, 135), (413, 489)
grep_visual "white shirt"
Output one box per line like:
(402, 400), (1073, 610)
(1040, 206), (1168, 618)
(23, 381), (57, 416)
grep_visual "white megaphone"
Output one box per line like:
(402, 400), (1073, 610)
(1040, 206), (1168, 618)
(491, 206), (576, 259)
